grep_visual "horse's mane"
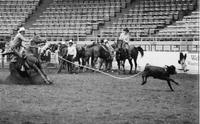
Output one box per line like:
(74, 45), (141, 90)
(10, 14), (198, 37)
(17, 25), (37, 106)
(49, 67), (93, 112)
(0, 41), (6, 51)
(86, 42), (98, 48)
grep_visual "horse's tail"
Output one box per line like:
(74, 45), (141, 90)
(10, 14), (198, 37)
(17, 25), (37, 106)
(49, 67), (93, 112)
(137, 46), (144, 57)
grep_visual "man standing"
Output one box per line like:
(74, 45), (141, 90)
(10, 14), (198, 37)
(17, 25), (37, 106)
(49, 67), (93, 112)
(67, 40), (77, 73)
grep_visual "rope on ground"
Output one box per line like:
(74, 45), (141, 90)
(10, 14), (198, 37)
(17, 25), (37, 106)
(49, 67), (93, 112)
(53, 52), (143, 80)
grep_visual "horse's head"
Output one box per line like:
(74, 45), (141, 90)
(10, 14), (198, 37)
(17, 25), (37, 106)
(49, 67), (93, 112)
(115, 47), (126, 60)
(0, 41), (6, 52)
(117, 40), (124, 48)
(77, 45), (85, 57)
(47, 44), (59, 53)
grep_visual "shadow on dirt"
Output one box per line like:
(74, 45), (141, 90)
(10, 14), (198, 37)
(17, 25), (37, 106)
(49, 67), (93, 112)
(0, 72), (50, 85)
(142, 88), (173, 92)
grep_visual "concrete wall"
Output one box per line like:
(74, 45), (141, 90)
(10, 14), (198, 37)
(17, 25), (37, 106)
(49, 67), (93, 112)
(1, 51), (198, 74)
(130, 51), (198, 74)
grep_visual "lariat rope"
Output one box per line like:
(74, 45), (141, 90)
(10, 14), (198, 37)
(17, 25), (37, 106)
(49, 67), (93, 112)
(52, 52), (143, 80)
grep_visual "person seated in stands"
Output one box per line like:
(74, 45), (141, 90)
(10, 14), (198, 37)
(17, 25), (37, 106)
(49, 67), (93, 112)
(67, 40), (77, 73)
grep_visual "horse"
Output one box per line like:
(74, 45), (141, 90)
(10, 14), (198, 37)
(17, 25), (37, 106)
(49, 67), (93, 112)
(84, 43), (113, 71)
(111, 40), (144, 74)
(0, 41), (6, 52)
(2, 49), (53, 85)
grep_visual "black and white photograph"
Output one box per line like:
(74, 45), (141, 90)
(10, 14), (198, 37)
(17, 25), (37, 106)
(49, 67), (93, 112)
(0, 0), (199, 123)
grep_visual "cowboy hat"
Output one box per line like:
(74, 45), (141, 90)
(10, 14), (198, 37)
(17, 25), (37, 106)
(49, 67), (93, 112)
(69, 40), (73, 44)
(18, 27), (25, 33)
(104, 39), (108, 43)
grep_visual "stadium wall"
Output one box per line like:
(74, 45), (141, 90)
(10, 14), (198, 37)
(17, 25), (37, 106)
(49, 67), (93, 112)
(0, 51), (198, 74)
(50, 51), (198, 74)
(136, 51), (198, 74)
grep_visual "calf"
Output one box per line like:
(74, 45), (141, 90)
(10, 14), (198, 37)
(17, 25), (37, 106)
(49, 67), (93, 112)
(141, 64), (179, 91)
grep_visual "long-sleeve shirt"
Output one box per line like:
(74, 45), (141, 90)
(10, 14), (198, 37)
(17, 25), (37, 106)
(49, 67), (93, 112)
(119, 32), (130, 43)
(67, 45), (77, 58)
(10, 33), (29, 50)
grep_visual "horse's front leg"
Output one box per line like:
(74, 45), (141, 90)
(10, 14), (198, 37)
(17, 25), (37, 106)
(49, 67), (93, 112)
(57, 60), (63, 73)
(32, 64), (52, 84)
(117, 60), (121, 74)
(133, 58), (137, 73)
(128, 59), (133, 74)
(122, 60), (126, 74)
(92, 57), (98, 69)
(98, 59), (103, 70)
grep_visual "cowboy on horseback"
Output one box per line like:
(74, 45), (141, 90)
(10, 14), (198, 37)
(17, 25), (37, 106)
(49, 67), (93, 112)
(3, 27), (52, 84)
(119, 28), (131, 59)
(7, 27), (30, 67)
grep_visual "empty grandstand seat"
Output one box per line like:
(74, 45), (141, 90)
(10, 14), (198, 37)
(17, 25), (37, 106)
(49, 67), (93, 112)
(0, 0), (40, 36)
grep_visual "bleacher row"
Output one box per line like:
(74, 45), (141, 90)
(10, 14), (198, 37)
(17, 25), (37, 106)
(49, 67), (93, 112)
(0, 0), (198, 43)
(156, 10), (199, 41)
(100, 0), (197, 40)
(0, 0), (40, 36)
(25, 0), (131, 39)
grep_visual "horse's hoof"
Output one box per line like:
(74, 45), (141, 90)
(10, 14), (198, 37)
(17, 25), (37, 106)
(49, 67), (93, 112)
(48, 80), (53, 85)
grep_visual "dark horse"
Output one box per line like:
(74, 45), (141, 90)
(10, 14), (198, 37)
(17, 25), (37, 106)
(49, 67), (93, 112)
(0, 41), (6, 66)
(84, 43), (113, 71)
(111, 40), (144, 74)
(0, 41), (6, 52)
(46, 43), (85, 73)
(2, 50), (52, 85)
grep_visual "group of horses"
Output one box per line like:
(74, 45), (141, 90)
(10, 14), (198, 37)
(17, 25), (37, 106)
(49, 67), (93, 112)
(42, 40), (144, 74)
(0, 39), (144, 84)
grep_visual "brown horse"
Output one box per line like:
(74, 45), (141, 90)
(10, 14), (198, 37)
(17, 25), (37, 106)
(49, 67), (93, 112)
(111, 40), (144, 74)
(2, 50), (52, 85)
(0, 41), (6, 52)
(84, 43), (113, 71)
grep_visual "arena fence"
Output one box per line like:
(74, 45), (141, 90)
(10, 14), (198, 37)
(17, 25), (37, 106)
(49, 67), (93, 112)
(0, 42), (199, 69)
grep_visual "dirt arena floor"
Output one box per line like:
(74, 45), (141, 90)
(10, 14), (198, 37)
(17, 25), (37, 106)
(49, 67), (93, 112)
(0, 68), (199, 124)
